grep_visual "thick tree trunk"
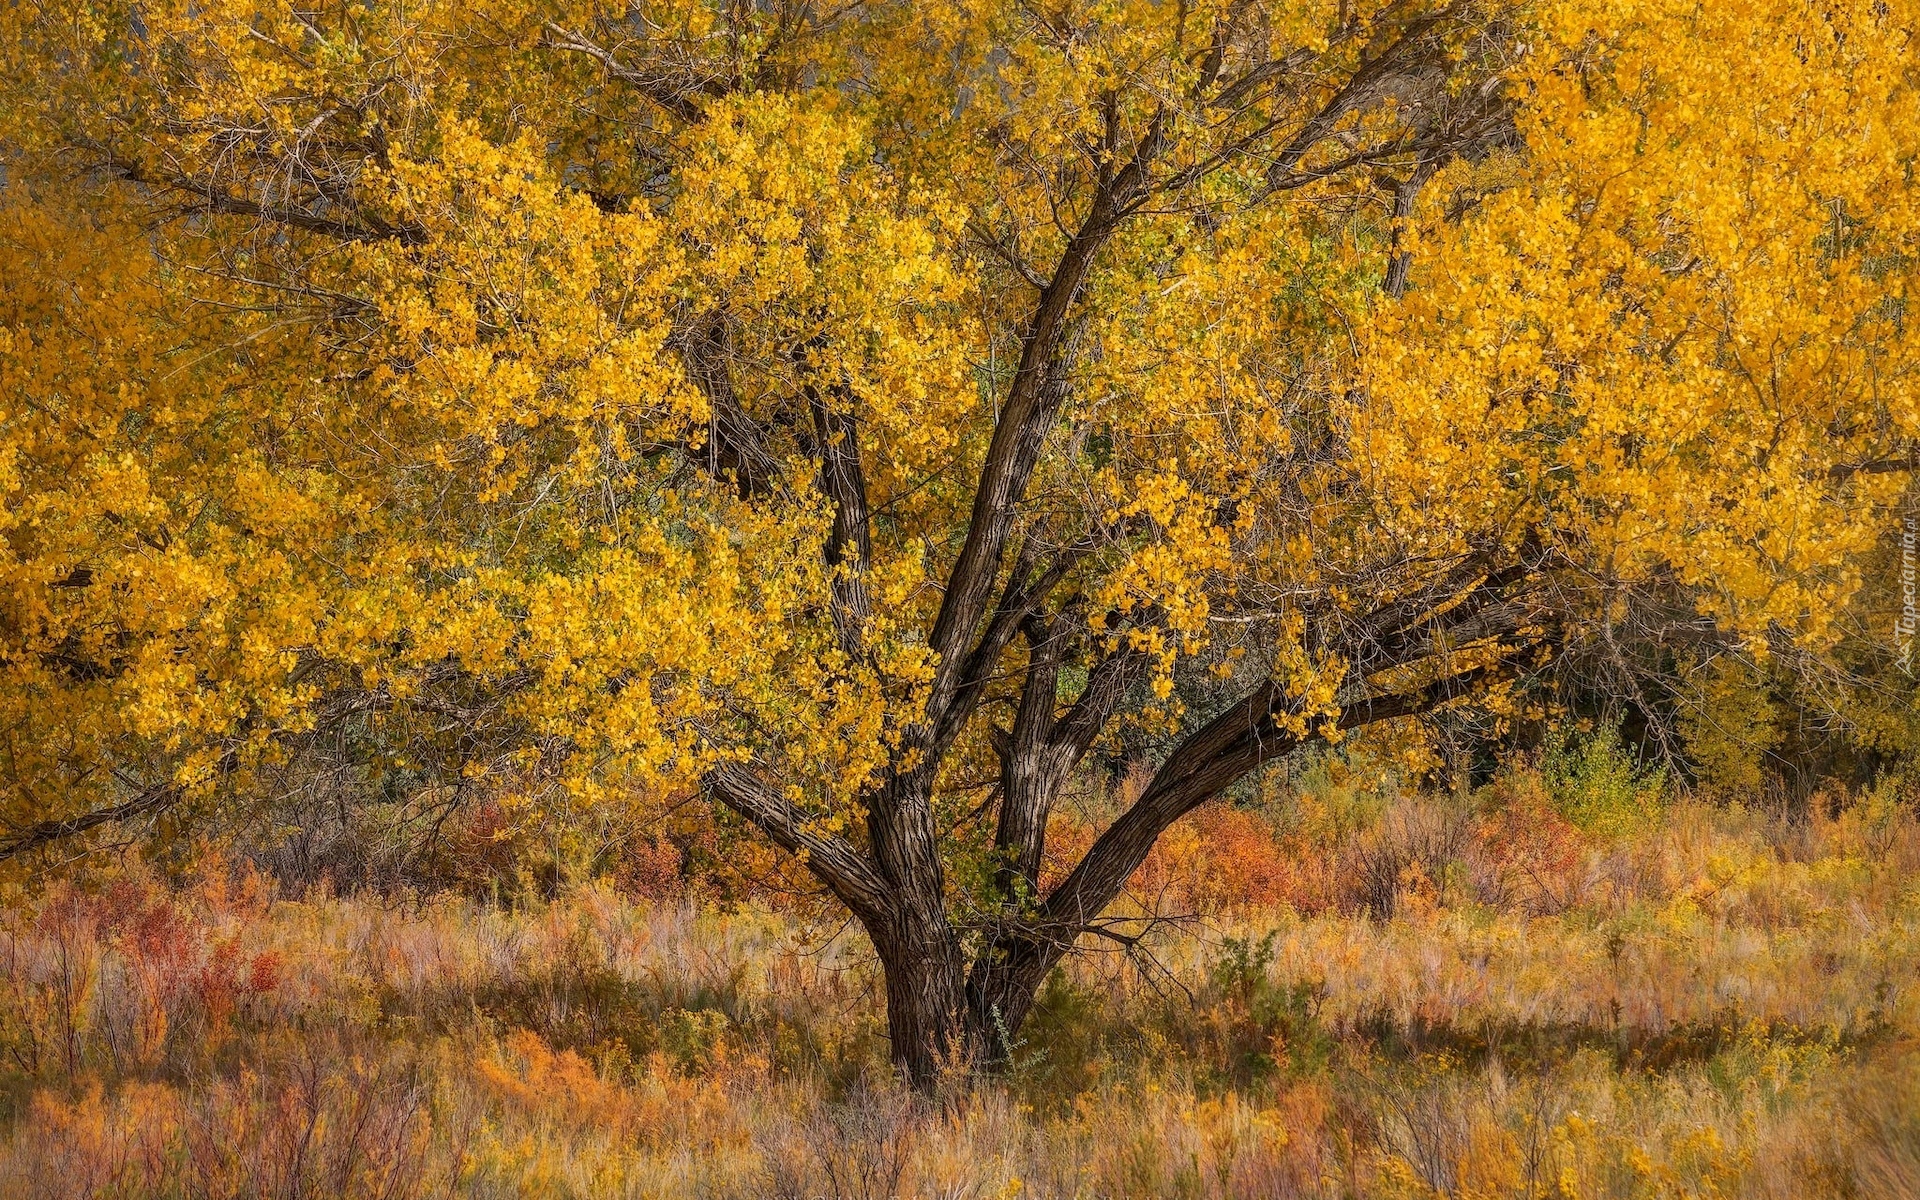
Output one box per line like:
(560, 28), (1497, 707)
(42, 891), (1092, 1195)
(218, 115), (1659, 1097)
(874, 947), (1049, 1082)
(865, 891), (972, 1090)
(879, 952), (967, 1089)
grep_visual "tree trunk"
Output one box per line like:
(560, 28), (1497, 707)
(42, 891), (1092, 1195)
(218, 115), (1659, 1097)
(964, 945), (1050, 1069)
(866, 896), (971, 1090)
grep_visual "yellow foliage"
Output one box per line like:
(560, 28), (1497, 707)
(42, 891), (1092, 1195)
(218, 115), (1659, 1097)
(2, 0), (1918, 1093)
(0, 0), (1909, 857)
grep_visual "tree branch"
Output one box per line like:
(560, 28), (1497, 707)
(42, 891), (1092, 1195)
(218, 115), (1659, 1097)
(808, 381), (873, 655)
(964, 658), (1510, 1039)
(922, 114), (1168, 730)
(107, 158), (426, 245)
(932, 534), (1092, 753)
(0, 748), (247, 863)
(542, 23), (715, 123)
(705, 761), (892, 920)
(674, 313), (781, 500)
(1040, 661), (1507, 934)
(0, 781), (182, 863)
(994, 633), (1144, 897)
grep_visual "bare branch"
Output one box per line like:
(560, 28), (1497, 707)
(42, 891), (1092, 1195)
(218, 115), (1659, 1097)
(705, 761), (892, 920)
(543, 23), (713, 123)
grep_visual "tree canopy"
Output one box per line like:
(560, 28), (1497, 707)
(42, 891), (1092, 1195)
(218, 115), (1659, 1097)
(3, 0), (1917, 1083)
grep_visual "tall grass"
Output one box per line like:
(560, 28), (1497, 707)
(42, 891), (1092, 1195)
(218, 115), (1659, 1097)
(2, 765), (1917, 1198)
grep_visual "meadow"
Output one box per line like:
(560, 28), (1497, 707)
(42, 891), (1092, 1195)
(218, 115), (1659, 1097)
(4, 746), (1917, 1200)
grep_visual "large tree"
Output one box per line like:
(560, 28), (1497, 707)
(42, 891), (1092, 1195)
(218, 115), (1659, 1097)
(2, 0), (1916, 1085)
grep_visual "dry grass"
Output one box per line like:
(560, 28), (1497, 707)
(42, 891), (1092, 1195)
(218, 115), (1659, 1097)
(2, 777), (1917, 1198)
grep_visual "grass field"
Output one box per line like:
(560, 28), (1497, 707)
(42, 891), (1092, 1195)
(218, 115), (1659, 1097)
(4, 765), (1918, 1198)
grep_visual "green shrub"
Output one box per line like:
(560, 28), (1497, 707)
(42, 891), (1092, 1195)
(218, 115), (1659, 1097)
(1540, 725), (1666, 839)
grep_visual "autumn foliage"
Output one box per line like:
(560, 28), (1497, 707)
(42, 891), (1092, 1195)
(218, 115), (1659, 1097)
(4, 0), (1920, 1136)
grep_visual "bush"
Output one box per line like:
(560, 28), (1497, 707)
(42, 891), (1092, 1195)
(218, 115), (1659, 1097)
(1540, 726), (1667, 840)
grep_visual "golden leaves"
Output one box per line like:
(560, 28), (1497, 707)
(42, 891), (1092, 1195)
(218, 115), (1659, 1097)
(2, 0), (1914, 855)
(1358, 0), (1919, 648)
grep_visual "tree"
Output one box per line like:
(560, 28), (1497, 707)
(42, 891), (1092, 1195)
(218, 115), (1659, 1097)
(2, 0), (1915, 1087)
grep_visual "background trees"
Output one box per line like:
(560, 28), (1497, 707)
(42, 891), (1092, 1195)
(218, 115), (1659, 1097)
(3, 0), (1916, 1085)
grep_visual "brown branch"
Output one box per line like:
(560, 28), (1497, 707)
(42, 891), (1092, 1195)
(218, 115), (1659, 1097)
(807, 381), (873, 656)
(963, 658), (1509, 1038)
(1383, 155), (1439, 297)
(1040, 661), (1507, 935)
(108, 158), (426, 245)
(705, 761), (891, 920)
(1828, 450), (1919, 481)
(994, 632), (1144, 897)
(0, 750), (243, 863)
(1262, 14), (1446, 191)
(923, 114), (1168, 731)
(0, 787), (178, 862)
(932, 535), (1093, 753)
(542, 23), (714, 123)
(674, 313), (781, 500)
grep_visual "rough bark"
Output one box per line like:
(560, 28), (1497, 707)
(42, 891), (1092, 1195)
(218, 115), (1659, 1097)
(869, 898), (971, 1089)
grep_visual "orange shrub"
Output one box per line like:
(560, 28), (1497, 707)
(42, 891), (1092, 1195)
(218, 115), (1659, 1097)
(1187, 805), (1305, 912)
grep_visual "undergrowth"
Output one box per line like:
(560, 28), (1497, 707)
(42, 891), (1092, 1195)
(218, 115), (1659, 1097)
(2, 761), (1917, 1198)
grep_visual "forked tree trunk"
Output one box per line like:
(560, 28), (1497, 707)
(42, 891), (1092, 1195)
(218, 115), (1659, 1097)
(875, 935), (1048, 1087)
(722, 664), (1510, 1091)
(964, 945), (1051, 1067)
